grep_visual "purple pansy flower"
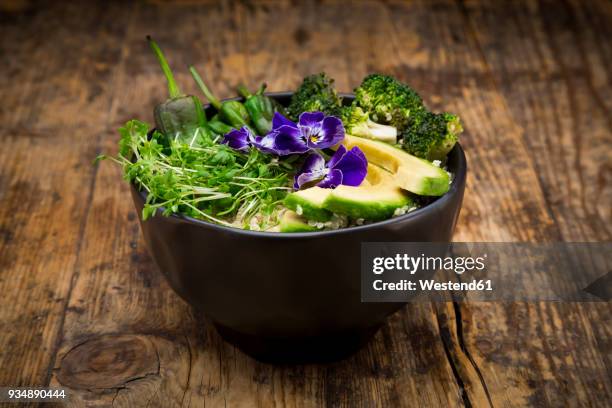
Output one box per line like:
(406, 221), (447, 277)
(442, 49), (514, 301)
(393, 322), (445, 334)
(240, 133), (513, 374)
(294, 145), (368, 190)
(222, 127), (251, 151)
(221, 112), (345, 157)
(222, 126), (278, 154)
(272, 112), (345, 155)
(249, 131), (279, 155)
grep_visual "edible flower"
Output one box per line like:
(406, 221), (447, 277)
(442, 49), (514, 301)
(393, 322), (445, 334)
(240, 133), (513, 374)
(222, 126), (278, 154)
(222, 127), (250, 151)
(294, 145), (368, 189)
(272, 112), (344, 155)
(222, 111), (346, 157)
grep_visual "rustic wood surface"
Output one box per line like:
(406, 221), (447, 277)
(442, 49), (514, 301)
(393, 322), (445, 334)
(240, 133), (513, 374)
(0, 0), (610, 407)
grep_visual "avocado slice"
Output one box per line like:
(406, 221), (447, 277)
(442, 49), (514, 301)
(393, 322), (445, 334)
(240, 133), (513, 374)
(282, 164), (387, 222)
(279, 210), (319, 233)
(283, 164), (417, 224)
(324, 164), (414, 220)
(283, 187), (332, 221)
(342, 135), (450, 196)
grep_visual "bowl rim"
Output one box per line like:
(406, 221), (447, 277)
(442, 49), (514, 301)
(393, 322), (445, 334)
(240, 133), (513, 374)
(133, 92), (467, 238)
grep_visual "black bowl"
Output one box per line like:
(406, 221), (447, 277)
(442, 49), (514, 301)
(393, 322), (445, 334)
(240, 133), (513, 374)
(130, 93), (466, 363)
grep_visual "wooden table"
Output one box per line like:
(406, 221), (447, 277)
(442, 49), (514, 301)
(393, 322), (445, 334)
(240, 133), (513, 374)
(1, 0), (610, 406)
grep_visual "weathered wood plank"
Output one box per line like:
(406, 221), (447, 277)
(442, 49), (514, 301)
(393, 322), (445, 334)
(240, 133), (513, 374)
(0, 1), (132, 389)
(0, 127), (95, 388)
(379, 0), (612, 406)
(455, 1), (612, 405)
(0, 2), (129, 131)
(461, 0), (612, 242)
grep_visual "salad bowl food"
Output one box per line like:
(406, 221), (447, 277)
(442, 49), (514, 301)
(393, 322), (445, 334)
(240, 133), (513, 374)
(106, 38), (467, 362)
(131, 93), (466, 363)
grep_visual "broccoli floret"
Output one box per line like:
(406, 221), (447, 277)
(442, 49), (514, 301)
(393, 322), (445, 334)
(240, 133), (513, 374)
(354, 73), (425, 131)
(354, 73), (462, 160)
(401, 112), (463, 161)
(287, 73), (343, 121)
(340, 105), (397, 144)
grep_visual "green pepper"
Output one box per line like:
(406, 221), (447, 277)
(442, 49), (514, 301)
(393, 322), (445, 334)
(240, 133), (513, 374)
(148, 37), (210, 144)
(208, 115), (235, 135)
(189, 66), (253, 132)
(237, 84), (278, 135)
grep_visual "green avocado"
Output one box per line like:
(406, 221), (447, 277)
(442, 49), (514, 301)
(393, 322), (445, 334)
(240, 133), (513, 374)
(342, 135), (450, 196)
(279, 210), (319, 233)
(284, 165), (414, 223)
(283, 187), (332, 221)
(323, 164), (414, 220)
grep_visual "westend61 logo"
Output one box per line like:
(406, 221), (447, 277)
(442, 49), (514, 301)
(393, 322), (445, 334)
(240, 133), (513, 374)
(372, 253), (487, 275)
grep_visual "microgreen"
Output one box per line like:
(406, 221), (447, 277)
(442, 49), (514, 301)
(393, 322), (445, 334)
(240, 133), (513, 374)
(103, 120), (294, 230)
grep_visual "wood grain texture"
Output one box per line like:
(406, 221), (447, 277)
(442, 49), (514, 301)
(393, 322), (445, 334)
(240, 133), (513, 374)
(0, 0), (610, 407)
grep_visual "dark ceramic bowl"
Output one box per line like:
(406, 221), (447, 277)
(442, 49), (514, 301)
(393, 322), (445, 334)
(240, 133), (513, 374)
(131, 93), (466, 363)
